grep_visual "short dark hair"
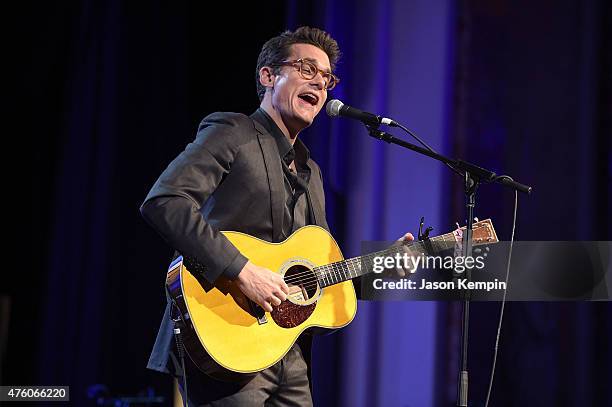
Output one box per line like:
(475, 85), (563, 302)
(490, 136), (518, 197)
(255, 26), (341, 101)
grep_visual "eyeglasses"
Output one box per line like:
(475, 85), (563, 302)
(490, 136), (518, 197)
(276, 59), (340, 91)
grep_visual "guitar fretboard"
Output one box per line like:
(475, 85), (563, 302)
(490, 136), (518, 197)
(314, 232), (461, 288)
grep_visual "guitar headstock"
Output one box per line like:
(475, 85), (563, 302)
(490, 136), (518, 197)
(452, 219), (498, 246)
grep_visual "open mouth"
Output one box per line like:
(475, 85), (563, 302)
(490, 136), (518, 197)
(298, 92), (319, 106)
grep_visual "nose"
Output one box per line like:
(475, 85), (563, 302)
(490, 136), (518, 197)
(310, 72), (326, 91)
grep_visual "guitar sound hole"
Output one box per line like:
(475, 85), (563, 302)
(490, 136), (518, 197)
(283, 265), (318, 303)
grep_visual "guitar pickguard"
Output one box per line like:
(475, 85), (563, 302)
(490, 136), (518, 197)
(270, 300), (316, 328)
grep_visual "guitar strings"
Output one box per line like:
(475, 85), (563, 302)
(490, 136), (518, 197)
(283, 239), (465, 297)
(282, 241), (475, 299)
(282, 249), (415, 290)
(284, 246), (477, 300)
(282, 245), (448, 288)
(276, 223), (485, 286)
(281, 234), (459, 286)
(278, 226), (488, 302)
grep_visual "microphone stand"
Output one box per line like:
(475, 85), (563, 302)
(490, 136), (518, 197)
(365, 126), (531, 194)
(365, 125), (531, 407)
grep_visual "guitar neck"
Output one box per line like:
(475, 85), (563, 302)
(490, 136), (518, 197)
(314, 232), (460, 288)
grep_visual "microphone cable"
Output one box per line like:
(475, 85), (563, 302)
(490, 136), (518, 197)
(392, 122), (464, 177)
(484, 179), (518, 407)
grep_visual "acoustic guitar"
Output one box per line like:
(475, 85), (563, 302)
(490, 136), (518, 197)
(166, 220), (497, 377)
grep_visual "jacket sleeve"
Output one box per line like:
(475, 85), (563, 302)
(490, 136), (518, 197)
(140, 113), (249, 283)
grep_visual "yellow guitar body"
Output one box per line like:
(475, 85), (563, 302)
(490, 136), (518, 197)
(176, 225), (357, 374)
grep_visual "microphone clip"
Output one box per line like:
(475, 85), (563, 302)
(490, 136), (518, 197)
(366, 125), (393, 143)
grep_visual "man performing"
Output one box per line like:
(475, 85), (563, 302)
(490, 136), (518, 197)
(141, 26), (412, 406)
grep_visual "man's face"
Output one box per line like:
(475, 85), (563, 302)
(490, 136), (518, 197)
(269, 43), (331, 134)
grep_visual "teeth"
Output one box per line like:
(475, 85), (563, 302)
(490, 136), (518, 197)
(299, 93), (318, 104)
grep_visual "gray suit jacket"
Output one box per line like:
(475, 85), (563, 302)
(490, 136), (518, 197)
(141, 111), (329, 374)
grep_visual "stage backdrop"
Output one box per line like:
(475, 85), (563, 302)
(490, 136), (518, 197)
(15, 0), (611, 406)
(293, 0), (611, 406)
(288, 0), (455, 406)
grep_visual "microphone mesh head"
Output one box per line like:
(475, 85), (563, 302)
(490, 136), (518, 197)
(326, 99), (344, 117)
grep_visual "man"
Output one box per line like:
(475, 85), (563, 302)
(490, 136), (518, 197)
(141, 26), (412, 406)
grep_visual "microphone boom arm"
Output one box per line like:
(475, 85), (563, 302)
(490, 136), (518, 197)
(365, 126), (532, 194)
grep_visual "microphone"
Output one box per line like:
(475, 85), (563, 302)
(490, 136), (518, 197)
(326, 99), (397, 127)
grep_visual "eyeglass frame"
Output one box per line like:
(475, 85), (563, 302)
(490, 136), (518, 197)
(274, 58), (340, 91)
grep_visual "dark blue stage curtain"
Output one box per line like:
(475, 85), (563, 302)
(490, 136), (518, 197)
(288, 0), (611, 406)
(28, 0), (610, 406)
(289, 1), (456, 405)
(38, 0), (123, 402)
(31, 1), (280, 404)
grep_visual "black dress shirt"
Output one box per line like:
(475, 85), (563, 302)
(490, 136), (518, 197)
(251, 108), (311, 239)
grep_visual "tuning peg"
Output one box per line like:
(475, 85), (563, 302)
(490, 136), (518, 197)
(474, 217), (479, 222)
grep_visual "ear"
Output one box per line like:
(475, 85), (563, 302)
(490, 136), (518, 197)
(258, 66), (275, 89)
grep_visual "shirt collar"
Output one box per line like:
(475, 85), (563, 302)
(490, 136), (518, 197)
(252, 108), (310, 166)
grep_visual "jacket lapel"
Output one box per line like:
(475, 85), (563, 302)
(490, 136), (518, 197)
(252, 118), (284, 242)
(305, 160), (325, 228)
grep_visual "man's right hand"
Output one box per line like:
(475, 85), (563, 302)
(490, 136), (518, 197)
(235, 261), (289, 312)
